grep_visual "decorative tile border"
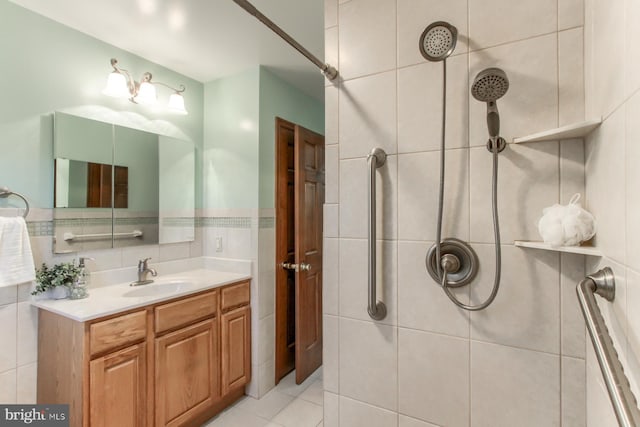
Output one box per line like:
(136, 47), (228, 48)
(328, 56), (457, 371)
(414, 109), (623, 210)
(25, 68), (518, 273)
(199, 217), (252, 228)
(27, 221), (54, 236)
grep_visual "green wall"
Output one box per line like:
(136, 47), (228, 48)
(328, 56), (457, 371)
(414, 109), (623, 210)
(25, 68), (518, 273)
(0, 1), (204, 209)
(258, 68), (324, 208)
(203, 67), (324, 210)
(203, 68), (260, 209)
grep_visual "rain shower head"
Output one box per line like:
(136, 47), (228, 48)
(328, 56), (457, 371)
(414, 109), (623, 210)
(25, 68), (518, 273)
(471, 68), (509, 102)
(471, 68), (509, 140)
(419, 21), (458, 62)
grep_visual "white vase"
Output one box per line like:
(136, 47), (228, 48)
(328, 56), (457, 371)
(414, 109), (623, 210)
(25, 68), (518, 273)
(46, 287), (70, 300)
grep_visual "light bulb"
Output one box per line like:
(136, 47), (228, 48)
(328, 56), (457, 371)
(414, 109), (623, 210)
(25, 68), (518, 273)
(102, 72), (129, 98)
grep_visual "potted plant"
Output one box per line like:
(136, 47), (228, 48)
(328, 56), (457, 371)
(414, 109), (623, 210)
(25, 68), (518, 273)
(32, 262), (81, 299)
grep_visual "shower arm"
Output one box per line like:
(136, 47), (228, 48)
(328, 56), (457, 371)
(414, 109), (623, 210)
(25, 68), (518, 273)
(231, 0), (339, 81)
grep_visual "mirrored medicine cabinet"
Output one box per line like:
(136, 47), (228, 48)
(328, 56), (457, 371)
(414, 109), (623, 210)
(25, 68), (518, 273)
(53, 112), (195, 253)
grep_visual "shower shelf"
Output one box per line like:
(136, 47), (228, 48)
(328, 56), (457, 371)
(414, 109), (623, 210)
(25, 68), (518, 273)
(514, 240), (603, 256)
(512, 119), (602, 144)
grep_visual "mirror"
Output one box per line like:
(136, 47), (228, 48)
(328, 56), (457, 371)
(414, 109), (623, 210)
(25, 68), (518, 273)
(53, 112), (195, 253)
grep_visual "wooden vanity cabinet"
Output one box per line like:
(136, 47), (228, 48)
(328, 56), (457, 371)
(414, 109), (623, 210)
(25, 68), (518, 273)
(37, 280), (251, 427)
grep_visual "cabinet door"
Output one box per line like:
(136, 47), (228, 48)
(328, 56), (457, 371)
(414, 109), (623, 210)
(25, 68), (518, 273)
(221, 305), (251, 395)
(155, 318), (219, 427)
(89, 342), (147, 427)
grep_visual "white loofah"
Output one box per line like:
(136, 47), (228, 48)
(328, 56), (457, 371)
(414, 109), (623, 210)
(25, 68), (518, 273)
(537, 194), (596, 247)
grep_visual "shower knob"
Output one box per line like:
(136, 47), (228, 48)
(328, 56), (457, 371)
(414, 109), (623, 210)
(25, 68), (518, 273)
(440, 254), (461, 273)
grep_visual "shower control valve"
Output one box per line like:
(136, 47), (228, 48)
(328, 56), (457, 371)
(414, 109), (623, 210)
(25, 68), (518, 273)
(441, 254), (461, 273)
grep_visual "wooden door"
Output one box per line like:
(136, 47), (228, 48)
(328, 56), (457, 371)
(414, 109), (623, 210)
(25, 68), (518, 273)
(89, 342), (146, 427)
(221, 305), (251, 394)
(155, 319), (218, 427)
(275, 118), (297, 382)
(294, 125), (324, 384)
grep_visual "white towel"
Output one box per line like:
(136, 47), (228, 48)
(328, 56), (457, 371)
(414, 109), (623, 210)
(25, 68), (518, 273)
(0, 217), (36, 287)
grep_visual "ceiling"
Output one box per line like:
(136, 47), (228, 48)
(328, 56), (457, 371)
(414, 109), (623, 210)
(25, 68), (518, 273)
(11, 0), (326, 100)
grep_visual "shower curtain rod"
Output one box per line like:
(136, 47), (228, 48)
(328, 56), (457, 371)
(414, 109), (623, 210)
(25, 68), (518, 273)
(231, 0), (339, 81)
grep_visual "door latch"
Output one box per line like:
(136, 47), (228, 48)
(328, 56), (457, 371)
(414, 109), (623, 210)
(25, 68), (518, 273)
(280, 262), (311, 272)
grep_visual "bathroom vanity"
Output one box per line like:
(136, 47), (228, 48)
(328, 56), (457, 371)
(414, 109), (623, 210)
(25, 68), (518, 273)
(33, 270), (251, 427)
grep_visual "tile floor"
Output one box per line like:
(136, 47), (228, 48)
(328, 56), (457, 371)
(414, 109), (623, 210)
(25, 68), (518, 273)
(203, 368), (324, 427)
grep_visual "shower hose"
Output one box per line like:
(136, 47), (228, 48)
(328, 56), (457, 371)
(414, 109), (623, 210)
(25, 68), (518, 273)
(434, 61), (502, 311)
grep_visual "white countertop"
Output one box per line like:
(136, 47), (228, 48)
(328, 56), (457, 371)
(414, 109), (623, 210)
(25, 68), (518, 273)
(31, 269), (251, 322)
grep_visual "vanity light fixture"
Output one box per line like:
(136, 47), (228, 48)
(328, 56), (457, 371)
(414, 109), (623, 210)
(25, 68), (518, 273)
(102, 58), (188, 115)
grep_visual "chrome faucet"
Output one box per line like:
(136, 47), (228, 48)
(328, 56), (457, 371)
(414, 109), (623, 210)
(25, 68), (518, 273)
(130, 258), (158, 286)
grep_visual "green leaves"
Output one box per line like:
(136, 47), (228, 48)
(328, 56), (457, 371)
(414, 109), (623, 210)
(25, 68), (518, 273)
(32, 262), (82, 295)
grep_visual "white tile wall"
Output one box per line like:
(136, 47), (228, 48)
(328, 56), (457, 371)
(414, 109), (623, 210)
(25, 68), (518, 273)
(584, 0), (640, 417)
(326, 0), (588, 424)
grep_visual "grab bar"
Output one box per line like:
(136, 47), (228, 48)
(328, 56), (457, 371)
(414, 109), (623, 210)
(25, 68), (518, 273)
(0, 186), (30, 218)
(577, 267), (640, 427)
(63, 230), (143, 241)
(367, 148), (387, 321)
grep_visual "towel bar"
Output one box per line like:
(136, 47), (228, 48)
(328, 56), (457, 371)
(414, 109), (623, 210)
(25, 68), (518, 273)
(577, 267), (640, 427)
(63, 230), (143, 241)
(0, 186), (30, 218)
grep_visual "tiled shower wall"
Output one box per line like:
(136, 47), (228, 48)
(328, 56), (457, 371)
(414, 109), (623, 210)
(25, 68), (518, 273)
(583, 0), (640, 424)
(324, 0), (589, 425)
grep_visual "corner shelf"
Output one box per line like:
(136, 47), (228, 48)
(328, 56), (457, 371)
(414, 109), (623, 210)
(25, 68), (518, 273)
(512, 119), (602, 144)
(514, 240), (603, 257)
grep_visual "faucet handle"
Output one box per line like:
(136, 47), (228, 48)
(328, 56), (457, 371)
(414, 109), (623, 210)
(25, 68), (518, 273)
(138, 258), (152, 269)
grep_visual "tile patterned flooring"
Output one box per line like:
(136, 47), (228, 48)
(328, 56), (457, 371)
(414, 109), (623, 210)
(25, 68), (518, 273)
(204, 368), (324, 427)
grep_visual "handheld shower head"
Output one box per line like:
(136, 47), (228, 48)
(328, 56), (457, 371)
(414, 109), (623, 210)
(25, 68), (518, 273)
(419, 21), (458, 62)
(471, 68), (509, 102)
(471, 68), (509, 140)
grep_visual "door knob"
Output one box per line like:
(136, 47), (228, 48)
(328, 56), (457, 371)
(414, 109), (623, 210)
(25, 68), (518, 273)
(299, 262), (311, 271)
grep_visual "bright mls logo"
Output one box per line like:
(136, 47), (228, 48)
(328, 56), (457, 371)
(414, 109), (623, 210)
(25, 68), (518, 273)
(0, 405), (68, 426)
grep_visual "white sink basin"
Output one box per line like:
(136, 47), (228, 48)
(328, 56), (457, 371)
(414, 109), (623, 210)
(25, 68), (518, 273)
(123, 280), (195, 298)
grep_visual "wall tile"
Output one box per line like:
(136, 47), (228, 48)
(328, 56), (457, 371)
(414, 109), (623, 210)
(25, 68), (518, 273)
(323, 315), (339, 393)
(0, 285), (17, 306)
(469, 34), (558, 146)
(626, 92), (640, 271)
(339, 156), (397, 240)
(16, 302), (37, 366)
(398, 55), (469, 154)
(561, 253), (587, 359)
(340, 396), (398, 427)
(326, 26), (339, 88)
(626, 268), (640, 366)
(398, 328), (469, 427)
(398, 149), (469, 242)
(585, 108), (626, 265)
(16, 362), (37, 403)
(586, 343), (619, 426)
(339, 239), (397, 325)
(323, 238), (339, 316)
(470, 142), (560, 244)
(258, 315), (274, 365)
(471, 341), (560, 427)
(339, 318), (397, 410)
(627, 0), (640, 97)
(324, 392), (339, 427)
(324, 205), (339, 238)
(338, 0), (396, 79)
(470, 244), (561, 354)
(399, 415), (439, 427)
(326, 145), (339, 204)
(339, 71), (397, 159)
(562, 357), (586, 427)
(559, 29), (586, 126)
(325, 0), (338, 29)
(468, 0), (557, 50)
(0, 369), (16, 404)
(559, 0), (585, 30)
(589, 0), (626, 118)
(397, 241), (469, 338)
(0, 303), (17, 373)
(397, 0), (468, 68)
(560, 140), (586, 204)
(326, 85), (339, 147)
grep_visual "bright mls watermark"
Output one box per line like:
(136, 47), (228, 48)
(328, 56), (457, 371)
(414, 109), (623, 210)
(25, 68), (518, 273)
(0, 405), (68, 426)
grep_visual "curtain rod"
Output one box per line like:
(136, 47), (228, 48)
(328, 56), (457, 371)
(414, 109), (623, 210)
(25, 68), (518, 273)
(232, 0), (339, 81)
